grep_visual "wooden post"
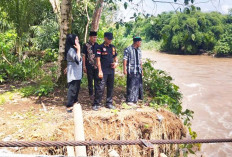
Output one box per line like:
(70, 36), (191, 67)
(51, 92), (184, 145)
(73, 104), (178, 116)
(66, 146), (75, 156)
(73, 103), (87, 156)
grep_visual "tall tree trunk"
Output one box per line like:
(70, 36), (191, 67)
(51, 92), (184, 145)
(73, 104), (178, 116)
(91, 0), (104, 31)
(15, 0), (22, 61)
(57, 0), (72, 86)
(84, 0), (90, 43)
(15, 36), (22, 61)
(49, 0), (61, 24)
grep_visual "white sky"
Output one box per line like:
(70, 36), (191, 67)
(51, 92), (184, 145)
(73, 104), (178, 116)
(117, 0), (232, 21)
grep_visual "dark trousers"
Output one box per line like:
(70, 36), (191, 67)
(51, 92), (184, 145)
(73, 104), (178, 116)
(126, 73), (143, 103)
(86, 66), (98, 96)
(94, 73), (114, 106)
(67, 80), (81, 107)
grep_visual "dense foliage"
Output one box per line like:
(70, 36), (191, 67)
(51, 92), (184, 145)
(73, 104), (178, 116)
(125, 8), (232, 56)
(214, 24), (232, 56)
(143, 60), (182, 113)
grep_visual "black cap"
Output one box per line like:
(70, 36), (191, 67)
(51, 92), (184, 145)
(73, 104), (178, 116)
(89, 31), (97, 36)
(133, 36), (142, 42)
(104, 32), (113, 40)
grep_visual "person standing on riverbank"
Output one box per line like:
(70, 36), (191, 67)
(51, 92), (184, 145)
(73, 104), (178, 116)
(123, 36), (143, 106)
(93, 32), (118, 111)
(82, 31), (98, 101)
(65, 34), (82, 112)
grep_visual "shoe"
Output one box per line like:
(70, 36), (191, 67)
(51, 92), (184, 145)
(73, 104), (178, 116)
(92, 105), (99, 111)
(106, 104), (115, 109)
(127, 102), (137, 107)
(66, 106), (73, 113)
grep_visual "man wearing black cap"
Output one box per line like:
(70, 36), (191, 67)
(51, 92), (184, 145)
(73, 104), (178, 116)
(92, 32), (118, 110)
(123, 36), (143, 106)
(82, 31), (98, 100)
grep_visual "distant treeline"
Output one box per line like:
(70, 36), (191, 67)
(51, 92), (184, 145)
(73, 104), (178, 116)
(124, 7), (232, 56)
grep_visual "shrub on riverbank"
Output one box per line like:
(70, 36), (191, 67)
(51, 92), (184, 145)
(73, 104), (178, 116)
(214, 25), (232, 56)
(143, 59), (182, 115)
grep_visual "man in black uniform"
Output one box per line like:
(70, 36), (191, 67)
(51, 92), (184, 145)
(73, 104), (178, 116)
(92, 32), (118, 111)
(82, 31), (98, 100)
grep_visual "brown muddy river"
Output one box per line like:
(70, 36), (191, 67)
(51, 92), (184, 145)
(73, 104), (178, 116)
(143, 51), (232, 157)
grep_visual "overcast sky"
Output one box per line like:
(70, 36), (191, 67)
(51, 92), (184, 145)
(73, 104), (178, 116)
(117, 0), (232, 21)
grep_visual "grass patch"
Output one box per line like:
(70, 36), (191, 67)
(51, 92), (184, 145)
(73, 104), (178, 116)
(142, 40), (161, 51)
(0, 95), (6, 105)
(16, 75), (55, 97)
(19, 86), (38, 97)
(0, 91), (15, 105)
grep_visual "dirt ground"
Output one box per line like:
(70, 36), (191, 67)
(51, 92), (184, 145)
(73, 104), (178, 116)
(0, 82), (186, 156)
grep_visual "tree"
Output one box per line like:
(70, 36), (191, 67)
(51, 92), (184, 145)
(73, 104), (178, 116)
(56, 0), (105, 86)
(0, 0), (51, 60)
(49, 0), (61, 23)
(57, 0), (72, 86)
(91, 0), (104, 31)
(84, 0), (90, 43)
(158, 10), (225, 54)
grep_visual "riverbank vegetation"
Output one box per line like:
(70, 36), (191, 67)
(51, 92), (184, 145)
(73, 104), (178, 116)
(123, 7), (232, 56)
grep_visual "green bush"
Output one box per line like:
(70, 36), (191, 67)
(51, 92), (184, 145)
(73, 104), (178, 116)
(0, 30), (16, 53)
(19, 75), (55, 97)
(35, 75), (55, 96)
(0, 29), (44, 82)
(214, 41), (231, 56)
(19, 86), (38, 97)
(143, 59), (194, 124)
(43, 48), (58, 62)
(0, 54), (43, 81)
(214, 26), (232, 56)
(35, 84), (54, 97)
(143, 59), (183, 115)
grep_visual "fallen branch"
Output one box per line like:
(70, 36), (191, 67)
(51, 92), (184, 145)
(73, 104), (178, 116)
(2, 53), (12, 65)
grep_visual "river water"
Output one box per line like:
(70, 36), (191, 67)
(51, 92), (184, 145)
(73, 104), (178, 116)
(143, 51), (232, 157)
